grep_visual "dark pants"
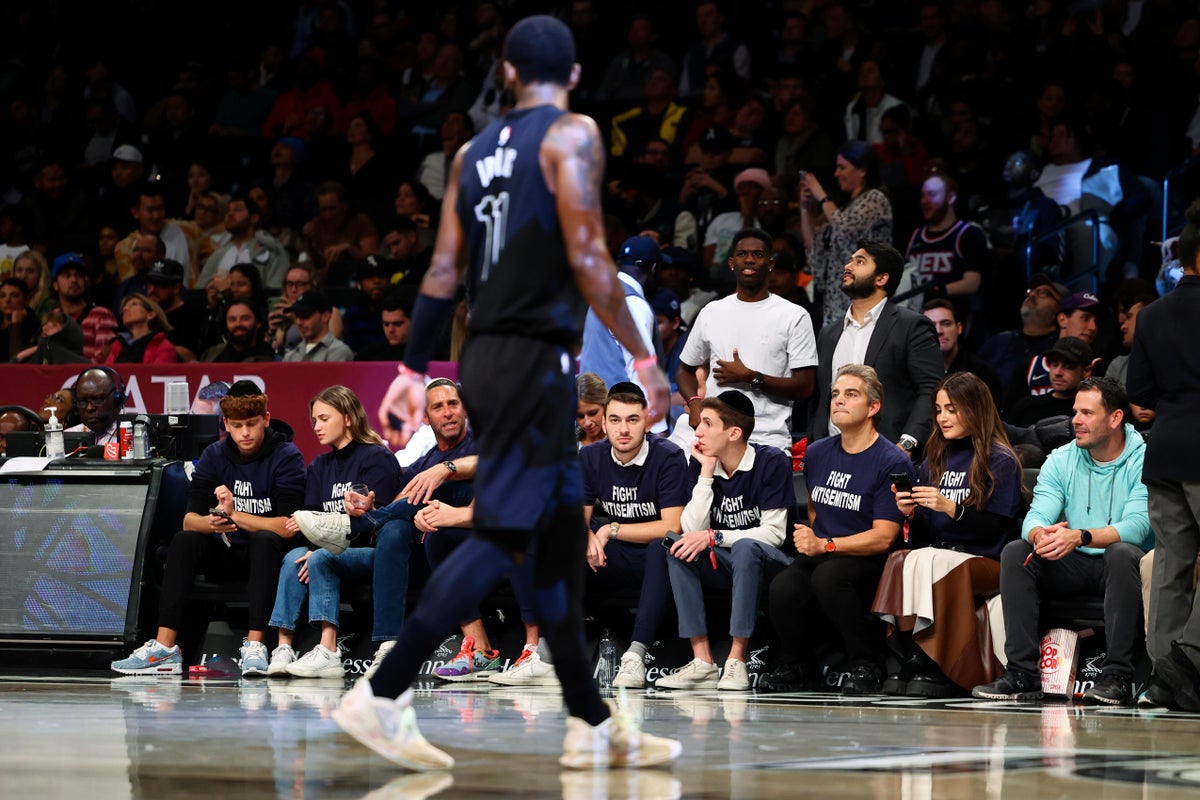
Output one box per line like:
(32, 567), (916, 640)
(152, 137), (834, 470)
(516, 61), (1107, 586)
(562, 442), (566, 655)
(768, 553), (888, 667)
(1147, 479), (1200, 669)
(158, 529), (293, 633)
(370, 334), (608, 726)
(585, 538), (673, 646)
(999, 538), (1144, 678)
(426, 526), (538, 625)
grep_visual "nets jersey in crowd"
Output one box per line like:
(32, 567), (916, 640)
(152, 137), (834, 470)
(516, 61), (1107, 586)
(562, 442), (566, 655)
(457, 105), (586, 344)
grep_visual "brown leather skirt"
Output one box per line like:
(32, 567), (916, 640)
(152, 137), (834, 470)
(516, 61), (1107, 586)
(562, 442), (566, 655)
(872, 549), (1003, 690)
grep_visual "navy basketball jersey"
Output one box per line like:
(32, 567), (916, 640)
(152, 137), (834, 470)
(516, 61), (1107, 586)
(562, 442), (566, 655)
(457, 105), (586, 345)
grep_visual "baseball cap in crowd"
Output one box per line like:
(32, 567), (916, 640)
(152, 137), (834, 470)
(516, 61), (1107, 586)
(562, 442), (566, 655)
(145, 259), (185, 285)
(1028, 272), (1068, 302)
(51, 253), (88, 278)
(1044, 336), (1093, 367)
(277, 136), (307, 165)
(734, 168), (771, 190)
(1058, 291), (1101, 312)
(651, 288), (681, 319)
(289, 290), (332, 315)
(660, 246), (704, 278)
(111, 144), (144, 164)
(355, 255), (391, 282)
(616, 235), (662, 268)
(698, 126), (735, 153)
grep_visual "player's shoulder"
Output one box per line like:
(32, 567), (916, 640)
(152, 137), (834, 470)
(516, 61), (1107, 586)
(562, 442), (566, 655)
(544, 111), (601, 152)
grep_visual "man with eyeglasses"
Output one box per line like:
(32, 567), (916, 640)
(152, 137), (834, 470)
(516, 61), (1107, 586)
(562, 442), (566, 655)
(67, 366), (124, 444)
(677, 227), (818, 454)
(978, 273), (1067, 398)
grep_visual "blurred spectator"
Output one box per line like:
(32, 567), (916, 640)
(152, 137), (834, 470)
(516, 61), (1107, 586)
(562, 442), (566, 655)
(922, 298), (1003, 407)
(200, 299), (275, 362)
(102, 293), (178, 364)
(380, 216), (432, 286)
(844, 59), (908, 146)
(679, 127), (739, 251)
(417, 112), (474, 201)
(267, 263), (344, 355)
(15, 308), (89, 365)
(392, 180), (438, 254)
(703, 168), (768, 271)
(198, 194), (290, 293)
(22, 157), (93, 256)
(210, 61), (278, 142)
(774, 97), (836, 188)
(977, 273), (1065, 399)
(354, 292), (413, 362)
(339, 111), (394, 227)
(113, 183), (201, 286)
(11, 250), (55, 318)
(1006, 336), (1092, 428)
(1, 277), (38, 361)
(263, 137), (318, 234)
(301, 181), (379, 284)
(609, 69), (689, 166)
(112, 232), (165, 313)
(903, 171), (990, 322)
(262, 49), (341, 142)
(680, 72), (742, 160)
(144, 259), (205, 362)
(726, 95), (771, 167)
(94, 145), (145, 235)
(282, 289), (353, 362)
(679, 1), (750, 99)
(341, 257), (392, 353)
(50, 253), (117, 363)
(595, 14), (677, 107)
(336, 55), (398, 137)
(800, 141), (894, 327)
(398, 42), (475, 163)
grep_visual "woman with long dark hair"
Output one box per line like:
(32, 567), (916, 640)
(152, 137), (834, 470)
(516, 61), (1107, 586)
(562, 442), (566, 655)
(873, 371), (1024, 696)
(798, 140), (893, 327)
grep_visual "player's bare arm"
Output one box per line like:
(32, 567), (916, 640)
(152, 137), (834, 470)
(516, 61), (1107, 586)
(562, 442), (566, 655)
(419, 145), (470, 301)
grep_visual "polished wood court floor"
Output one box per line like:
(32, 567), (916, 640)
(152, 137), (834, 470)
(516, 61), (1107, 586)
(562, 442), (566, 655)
(4, 674), (1200, 799)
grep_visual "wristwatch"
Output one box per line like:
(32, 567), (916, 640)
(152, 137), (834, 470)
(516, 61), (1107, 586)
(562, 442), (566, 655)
(824, 537), (837, 553)
(1079, 529), (1093, 547)
(609, 521), (620, 541)
(443, 460), (457, 474)
(898, 434), (918, 453)
(750, 372), (765, 392)
(713, 530), (725, 546)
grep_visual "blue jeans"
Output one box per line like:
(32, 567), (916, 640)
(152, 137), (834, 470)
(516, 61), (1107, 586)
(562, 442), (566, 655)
(667, 538), (793, 639)
(269, 546), (376, 632)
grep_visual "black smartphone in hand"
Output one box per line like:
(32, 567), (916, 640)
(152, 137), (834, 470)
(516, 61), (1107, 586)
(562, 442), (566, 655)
(209, 507), (232, 519)
(661, 530), (683, 549)
(890, 472), (913, 493)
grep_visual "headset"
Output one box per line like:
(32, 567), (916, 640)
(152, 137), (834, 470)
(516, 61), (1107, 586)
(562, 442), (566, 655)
(70, 365), (128, 411)
(0, 405), (45, 430)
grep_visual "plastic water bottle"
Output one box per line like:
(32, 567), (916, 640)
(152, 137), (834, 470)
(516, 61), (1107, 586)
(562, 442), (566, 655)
(44, 407), (65, 459)
(597, 628), (617, 687)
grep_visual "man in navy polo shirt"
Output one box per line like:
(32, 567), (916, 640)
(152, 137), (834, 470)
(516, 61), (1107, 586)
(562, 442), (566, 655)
(766, 364), (913, 694)
(581, 381), (689, 688)
(658, 390), (795, 692)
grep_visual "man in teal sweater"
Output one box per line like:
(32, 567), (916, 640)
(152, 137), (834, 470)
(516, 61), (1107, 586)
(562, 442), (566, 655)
(973, 377), (1151, 706)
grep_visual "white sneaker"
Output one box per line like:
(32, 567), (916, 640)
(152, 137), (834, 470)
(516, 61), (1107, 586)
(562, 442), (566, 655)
(239, 639), (270, 677)
(364, 640), (396, 679)
(487, 646), (559, 686)
(717, 658), (750, 691)
(560, 699), (682, 769)
(333, 679), (454, 771)
(294, 510), (351, 554)
(286, 644), (345, 678)
(612, 651), (647, 689)
(266, 644), (297, 676)
(655, 658), (718, 690)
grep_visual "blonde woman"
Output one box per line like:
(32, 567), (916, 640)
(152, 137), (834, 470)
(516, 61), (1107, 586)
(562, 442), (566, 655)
(268, 385), (403, 678)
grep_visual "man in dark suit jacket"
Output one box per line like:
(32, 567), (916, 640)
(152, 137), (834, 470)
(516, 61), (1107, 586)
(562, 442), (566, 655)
(1127, 203), (1200, 711)
(810, 238), (943, 458)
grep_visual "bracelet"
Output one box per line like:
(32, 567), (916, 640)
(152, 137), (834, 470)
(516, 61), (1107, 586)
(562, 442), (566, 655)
(632, 355), (658, 372)
(817, 196), (831, 205)
(686, 395), (702, 406)
(707, 529), (718, 571)
(952, 502), (967, 522)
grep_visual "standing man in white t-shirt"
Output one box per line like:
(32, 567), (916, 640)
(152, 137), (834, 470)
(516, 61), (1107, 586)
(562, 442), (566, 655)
(676, 227), (818, 453)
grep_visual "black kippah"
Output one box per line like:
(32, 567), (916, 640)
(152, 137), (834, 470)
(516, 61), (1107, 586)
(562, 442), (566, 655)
(608, 381), (645, 400)
(226, 379), (264, 397)
(716, 390), (754, 419)
(503, 15), (575, 85)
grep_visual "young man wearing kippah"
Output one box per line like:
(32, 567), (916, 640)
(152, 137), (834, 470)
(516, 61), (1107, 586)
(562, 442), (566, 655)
(111, 380), (306, 678)
(658, 389), (796, 691)
(580, 381), (689, 688)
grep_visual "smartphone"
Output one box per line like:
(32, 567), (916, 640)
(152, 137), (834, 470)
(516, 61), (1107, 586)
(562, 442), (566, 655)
(890, 472), (913, 493)
(209, 507), (232, 519)
(797, 169), (808, 180)
(661, 530), (683, 549)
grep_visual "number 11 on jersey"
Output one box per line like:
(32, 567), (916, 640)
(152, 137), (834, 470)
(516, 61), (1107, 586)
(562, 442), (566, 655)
(474, 192), (510, 282)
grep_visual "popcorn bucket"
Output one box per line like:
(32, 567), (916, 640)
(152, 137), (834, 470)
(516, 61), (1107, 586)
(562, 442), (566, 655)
(1039, 627), (1079, 697)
